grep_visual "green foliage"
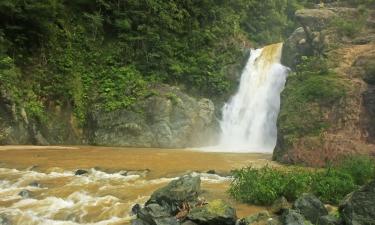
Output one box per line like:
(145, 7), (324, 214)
(311, 169), (356, 204)
(331, 13), (367, 38)
(230, 156), (375, 205)
(278, 56), (347, 147)
(229, 166), (312, 205)
(335, 155), (375, 185)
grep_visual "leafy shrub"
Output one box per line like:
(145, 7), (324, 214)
(229, 166), (314, 205)
(311, 169), (356, 204)
(230, 156), (375, 205)
(331, 15), (367, 38)
(335, 155), (375, 185)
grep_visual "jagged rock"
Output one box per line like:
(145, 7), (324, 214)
(281, 27), (309, 68)
(187, 199), (237, 225)
(271, 197), (290, 214)
(281, 209), (306, 225)
(74, 169), (88, 176)
(131, 219), (150, 225)
(146, 175), (201, 214)
(318, 215), (341, 225)
(236, 211), (270, 225)
(18, 190), (30, 199)
(293, 193), (328, 224)
(339, 180), (375, 225)
(131, 204), (142, 215)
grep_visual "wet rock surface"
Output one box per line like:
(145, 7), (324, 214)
(339, 180), (375, 225)
(293, 193), (328, 223)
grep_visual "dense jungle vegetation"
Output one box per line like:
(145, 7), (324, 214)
(0, 0), (373, 125)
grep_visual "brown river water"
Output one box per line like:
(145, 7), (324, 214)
(0, 146), (277, 225)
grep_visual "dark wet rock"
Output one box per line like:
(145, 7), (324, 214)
(293, 193), (328, 223)
(75, 169), (88, 176)
(18, 190), (30, 199)
(281, 27), (309, 68)
(318, 215), (341, 225)
(132, 204), (142, 215)
(271, 197), (290, 214)
(146, 175), (201, 214)
(187, 199), (237, 225)
(181, 221), (198, 225)
(154, 217), (180, 225)
(28, 181), (41, 188)
(236, 211), (269, 225)
(206, 170), (216, 174)
(131, 219), (150, 225)
(136, 203), (179, 225)
(339, 180), (375, 225)
(281, 209), (306, 225)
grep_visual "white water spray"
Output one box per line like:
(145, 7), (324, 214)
(214, 43), (289, 153)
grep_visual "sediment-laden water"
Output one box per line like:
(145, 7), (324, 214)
(0, 146), (274, 225)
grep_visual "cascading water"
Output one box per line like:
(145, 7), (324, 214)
(215, 43), (289, 153)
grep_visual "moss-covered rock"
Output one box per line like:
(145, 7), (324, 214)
(187, 199), (237, 225)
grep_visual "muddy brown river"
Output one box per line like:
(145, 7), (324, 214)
(0, 146), (277, 225)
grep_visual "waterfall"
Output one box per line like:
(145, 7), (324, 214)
(214, 43), (289, 153)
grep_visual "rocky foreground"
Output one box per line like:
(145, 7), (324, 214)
(131, 175), (375, 225)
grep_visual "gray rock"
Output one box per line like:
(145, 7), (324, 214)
(293, 193), (328, 223)
(87, 85), (218, 148)
(187, 199), (237, 225)
(318, 215), (341, 225)
(18, 190), (30, 199)
(146, 175), (201, 214)
(236, 211), (269, 225)
(339, 180), (375, 225)
(154, 217), (180, 225)
(75, 169), (88, 176)
(281, 27), (309, 68)
(281, 209), (306, 225)
(295, 9), (336, 31)
(131, 218), (151, 225)
(271, 197), (290, 214)
(266, 217), (282, 225)
(181, 221), (198, 225)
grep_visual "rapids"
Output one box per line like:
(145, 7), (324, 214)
(0, 146), (274, 225)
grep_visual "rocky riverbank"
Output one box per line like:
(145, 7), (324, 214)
(131, 175), (375, 225)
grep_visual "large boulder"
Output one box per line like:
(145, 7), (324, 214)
(281, 209), (306, 225)
(87, 85), (218, 148)
(146, 175), (201, 214)
(293, 193), (328, 224)
(236, 211), (270, 225)
(187, 199), (237, 225)
(339, 180), (375, 225)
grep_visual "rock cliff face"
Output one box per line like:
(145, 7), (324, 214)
(0, 85), (219, 148)
(276, 6), (375, 166)
(86, 85), (219, 148)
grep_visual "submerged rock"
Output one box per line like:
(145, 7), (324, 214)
(18, 190), (30, 199)
(187, 199), (237, 225)
(28, 181), (41, 188)
(293, 193), (328, 224)
(339, 180), (375, 225)
(146, 175), (201, 214)
(74, 169), (88, 176)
